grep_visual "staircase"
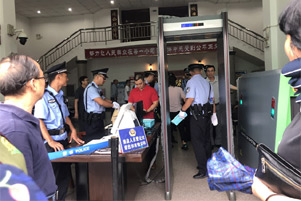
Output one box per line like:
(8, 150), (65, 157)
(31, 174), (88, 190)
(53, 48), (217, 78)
(38, 20), (265, 70)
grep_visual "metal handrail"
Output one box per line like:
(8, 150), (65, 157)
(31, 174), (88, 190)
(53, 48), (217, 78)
(38, 19), (264, 70)
(228, 19), (264, 52)
(38, 22), (156, 70)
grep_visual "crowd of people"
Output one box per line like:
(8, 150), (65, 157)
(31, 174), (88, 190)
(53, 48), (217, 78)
(0, 0), (300, 200)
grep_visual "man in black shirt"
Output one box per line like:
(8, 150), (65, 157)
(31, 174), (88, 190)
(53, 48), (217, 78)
(74, 76), (89, 132)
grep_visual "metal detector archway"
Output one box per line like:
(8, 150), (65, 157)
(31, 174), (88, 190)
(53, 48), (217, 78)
(157, 13), (234, 200)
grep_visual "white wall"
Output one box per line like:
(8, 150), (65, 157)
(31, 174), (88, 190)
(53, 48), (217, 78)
(86, 52), (217, 98)
(16, 14), (31, 55)
(0, 0), (17, 59)
(263, 0), (289, 70)
(15, 2), (263, 61)
(195, 1), (263, 35)
(234, 56), (264, 74)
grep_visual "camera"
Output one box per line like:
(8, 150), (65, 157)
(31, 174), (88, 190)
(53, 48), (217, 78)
(17, 32), (28, 45)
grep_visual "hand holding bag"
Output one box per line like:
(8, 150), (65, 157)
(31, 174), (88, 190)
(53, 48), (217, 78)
(241, 132), (301, 199)
(255, 143), (301, 199)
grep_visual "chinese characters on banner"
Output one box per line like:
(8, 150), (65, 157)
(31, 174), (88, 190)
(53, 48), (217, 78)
(111, 10), (119, 40)
(190, 4), (198, 16)
(85, 42), (217, 58)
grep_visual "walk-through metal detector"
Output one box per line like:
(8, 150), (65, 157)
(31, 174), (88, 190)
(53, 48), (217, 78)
(157, 13), (234, 200)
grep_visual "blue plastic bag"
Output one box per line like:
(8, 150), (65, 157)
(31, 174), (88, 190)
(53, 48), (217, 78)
(207, 147), (255, 194)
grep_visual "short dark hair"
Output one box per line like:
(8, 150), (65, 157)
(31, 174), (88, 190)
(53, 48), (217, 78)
(135, 74), (144, 81)
(79, 76), (88, 84)
(168, 75), (176, 87)
(279, 0), (301, 50)
(205, 65), (215, 72)
(47, 73), (57, 85)
(0, 54), (40, 96)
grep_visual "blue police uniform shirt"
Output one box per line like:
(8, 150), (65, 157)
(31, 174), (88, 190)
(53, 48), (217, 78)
(83, 81), (105, 114)
(34, 85), (69, 141)
(185, 74), (214, 106)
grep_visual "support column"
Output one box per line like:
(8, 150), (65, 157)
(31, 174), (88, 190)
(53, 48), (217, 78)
(263, 0), (289, 70)
(0, 0), (17, 59)
(0, 0), (17, 101)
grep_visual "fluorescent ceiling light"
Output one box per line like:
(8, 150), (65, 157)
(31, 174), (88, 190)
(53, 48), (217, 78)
(37, 10), (41, 14)
(110, 0), (114, 5)
(68, 8), (72, 12)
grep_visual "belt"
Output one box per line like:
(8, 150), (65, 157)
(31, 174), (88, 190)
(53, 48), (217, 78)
(44, 132), (67, 144)
(48, 128), (65, 135)
(215, 103), (219, 105)
(91, 113), (104, 120)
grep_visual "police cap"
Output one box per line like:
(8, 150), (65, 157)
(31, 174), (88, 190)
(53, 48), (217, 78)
(184, 68), (191, 76)
(91, 68), (109, 78)
(45, 62), (68, 75)
(187, 63), (204, 72)
(144, 71), (157, 77)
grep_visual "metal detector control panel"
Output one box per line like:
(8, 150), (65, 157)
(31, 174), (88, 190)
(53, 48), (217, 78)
(163, 19), (223, 32)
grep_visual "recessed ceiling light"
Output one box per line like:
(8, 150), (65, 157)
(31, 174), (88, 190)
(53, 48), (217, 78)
(110, 0), (114, 5)
(37, 10), (41, 14)
(68, 8), (72, 12)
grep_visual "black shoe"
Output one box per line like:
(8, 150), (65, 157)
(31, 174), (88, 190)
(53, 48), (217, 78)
(193, 172), (207, 179)
(181, 144), (188, 150)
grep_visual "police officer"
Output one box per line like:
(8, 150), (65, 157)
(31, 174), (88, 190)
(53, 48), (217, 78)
(179, 63), (214, 179)
(34, 62), (84, 200)
(83, 68), (120, 142)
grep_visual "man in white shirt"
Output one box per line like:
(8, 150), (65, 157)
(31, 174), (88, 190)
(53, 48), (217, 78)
(124, 80), (130, 103)
(205, 65), (237, 148)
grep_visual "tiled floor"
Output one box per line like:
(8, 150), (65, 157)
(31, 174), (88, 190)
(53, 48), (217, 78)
(133, 138), (260, 201)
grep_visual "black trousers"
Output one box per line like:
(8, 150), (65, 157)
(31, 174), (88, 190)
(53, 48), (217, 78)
(170, 112), (188, 142)
(45, 139), (71, 201)
(84, 118), (105, 143)
(78, 117), (86, 132)
(190, 115), (211, 174)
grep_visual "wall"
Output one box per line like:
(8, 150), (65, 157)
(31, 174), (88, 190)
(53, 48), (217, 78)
(263, 0), (289, 70)
(15, 1), (263, 61)
(0, 0), (17, 59)
(16, 14), (31, 55)
(17, 14), (95, 60)
(195, 1), (263, 35)
(234, 56), (264, 74)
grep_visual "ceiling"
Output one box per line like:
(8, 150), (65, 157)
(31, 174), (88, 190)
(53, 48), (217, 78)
(15, 0), (261, 18)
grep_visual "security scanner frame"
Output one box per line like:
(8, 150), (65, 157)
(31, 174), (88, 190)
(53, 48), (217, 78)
(237, 69), (298, 168)
(157, 13), (234, 200)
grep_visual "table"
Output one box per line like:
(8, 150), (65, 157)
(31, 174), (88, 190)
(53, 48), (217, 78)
(52, 123), (160, 200)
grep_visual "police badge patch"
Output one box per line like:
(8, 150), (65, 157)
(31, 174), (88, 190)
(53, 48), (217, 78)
(186, 87), (190, 93)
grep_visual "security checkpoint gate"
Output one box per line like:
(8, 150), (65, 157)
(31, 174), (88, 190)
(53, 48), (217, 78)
(157, 13), (234, 200)
(237, 70), (297, 168)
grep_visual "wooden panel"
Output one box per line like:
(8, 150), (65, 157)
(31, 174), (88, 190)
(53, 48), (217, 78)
(89, 163), (113, 200)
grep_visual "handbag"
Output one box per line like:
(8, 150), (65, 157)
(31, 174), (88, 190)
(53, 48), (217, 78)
(255, 143), (301, 199)
(241, 132), (301, 199)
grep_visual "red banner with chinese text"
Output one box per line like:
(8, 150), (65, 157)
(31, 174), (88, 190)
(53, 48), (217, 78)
(85, 42), (217, 59)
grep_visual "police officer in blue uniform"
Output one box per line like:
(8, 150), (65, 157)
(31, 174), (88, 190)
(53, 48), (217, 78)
(34, 62), (84, 200)
(179, 63), (214, 179)
(83, 68), (120, 142)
